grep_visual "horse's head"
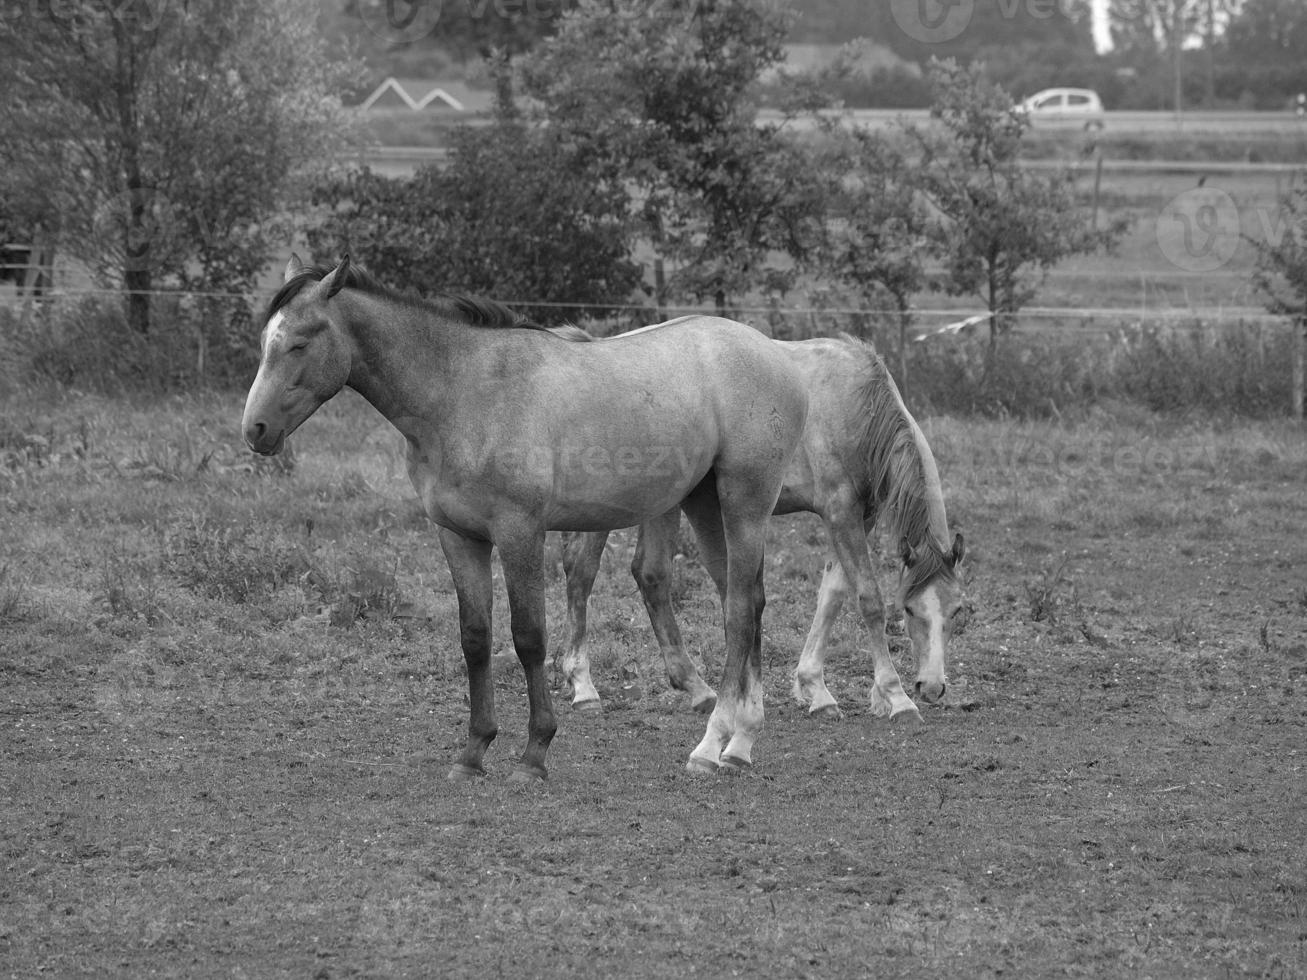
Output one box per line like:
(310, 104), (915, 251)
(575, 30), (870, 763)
(242, 254), (354, 456)
(897, 532), (966, 704)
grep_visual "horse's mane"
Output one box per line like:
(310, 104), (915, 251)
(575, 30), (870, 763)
(266, 262), (585, 339)
(847, 338), (958, 595)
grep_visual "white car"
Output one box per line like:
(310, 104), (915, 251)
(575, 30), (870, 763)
(1019, 88), (1106, 131)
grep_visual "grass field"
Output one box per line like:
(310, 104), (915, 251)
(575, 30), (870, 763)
(2, 386), (1305, 978)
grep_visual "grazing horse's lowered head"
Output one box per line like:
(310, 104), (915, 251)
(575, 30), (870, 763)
(853, 346), (966, 705)
(898, 532), (965, 704)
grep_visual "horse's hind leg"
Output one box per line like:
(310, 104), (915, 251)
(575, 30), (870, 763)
(826, 516), (918, 722)
(560, 530), (607, 711)
(681, 477), (766, 775)
(632, 510), (717, 713)
(439, 528), (497, 780)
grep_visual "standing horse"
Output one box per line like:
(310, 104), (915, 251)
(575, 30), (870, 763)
(558, 334), (965, 721)
(242, 257), (807, 779)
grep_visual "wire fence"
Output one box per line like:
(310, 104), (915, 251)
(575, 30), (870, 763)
(2, 281), (1302, 417)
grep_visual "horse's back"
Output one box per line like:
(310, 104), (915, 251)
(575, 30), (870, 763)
(551, 315), (806, 427)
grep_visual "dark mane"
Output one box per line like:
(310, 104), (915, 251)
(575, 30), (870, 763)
(847, 338), (959, 596)
(264, 262), (560, 336)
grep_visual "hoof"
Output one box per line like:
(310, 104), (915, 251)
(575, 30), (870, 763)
(691, 694), (718, 715)
(719, 754), (752, 775)
(686, 755), (719, 776)
(889, 705), (924, 726)
(810, 703), (844, 722)
(447, 764), (486, 781)
(508, 764), (547, 783)
(572, 698), (602, 713)
(868, 695), (894, 719)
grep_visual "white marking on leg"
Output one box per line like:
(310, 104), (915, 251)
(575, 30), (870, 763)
(720, 680), (764, 768)
(793, 558), (845, 715)
(560, 641), (601, 708)
(688, 701), (733, 772)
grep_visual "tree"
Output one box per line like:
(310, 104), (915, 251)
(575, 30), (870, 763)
(0, 0), (356, 334)
(304, 119), (641, 323)
(1216, 0), (1307, 107)
(341, 0), (566, 110)
(822, 130), (931, 391)
(905, 61), (1126, 375)
(523, 0), (829, 312)
(1248, 177), (1307, 419)
(1109, 0), (1206, 110)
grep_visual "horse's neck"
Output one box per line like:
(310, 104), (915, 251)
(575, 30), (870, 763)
(342, 295), (457, 425)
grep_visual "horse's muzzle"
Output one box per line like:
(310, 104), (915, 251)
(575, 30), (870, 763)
(244, 422), (284, 456)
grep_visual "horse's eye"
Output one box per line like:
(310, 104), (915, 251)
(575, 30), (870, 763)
(902, 606), (914, 619)
(289, 341), (308, 352)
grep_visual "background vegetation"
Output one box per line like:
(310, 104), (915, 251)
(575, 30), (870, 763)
(1, 0), (1305, 416)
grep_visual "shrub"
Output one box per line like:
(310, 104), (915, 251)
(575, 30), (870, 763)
(303, 120), (641, 323)
(5, 294), (258, 394)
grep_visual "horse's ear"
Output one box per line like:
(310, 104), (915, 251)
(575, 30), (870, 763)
(950, 532), (965, 567)
(284, 253), (305, 283)
(900, 536), (915, 568)
(320, 254), (350, 299)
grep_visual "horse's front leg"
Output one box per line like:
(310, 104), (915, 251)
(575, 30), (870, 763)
(438, 528), (497, 779)
(632, 510), (717, 713)
(826, 517), (919, 722)
(791, 555), (848, 720)
(559, 530), (607, 711)
(497, 522), (559, 782)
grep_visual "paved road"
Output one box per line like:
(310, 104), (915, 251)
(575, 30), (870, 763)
(757, 107), (1307, 134)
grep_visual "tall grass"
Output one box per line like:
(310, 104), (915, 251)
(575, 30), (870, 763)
(903, 319), (1296, 419)
(1, 297), (1297, 417)
(1, 293), (259, 395)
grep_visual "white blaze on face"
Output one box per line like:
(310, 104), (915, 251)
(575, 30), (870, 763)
(263, 311), (286, 358)
(915, 583), (948, 686)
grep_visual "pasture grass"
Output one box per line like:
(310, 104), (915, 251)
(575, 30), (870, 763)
(2, 388), (1306, 978)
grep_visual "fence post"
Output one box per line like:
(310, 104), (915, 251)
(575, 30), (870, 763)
(1293, 315), (1305, 422)
(1091, 150), (1104, 231)
(653, 257), (667, 322)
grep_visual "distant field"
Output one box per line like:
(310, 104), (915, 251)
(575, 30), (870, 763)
(2, 388), (1305, 977)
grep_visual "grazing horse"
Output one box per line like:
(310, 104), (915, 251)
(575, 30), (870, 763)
(558, 334), (965, 721)
(241, 256), (807, 779)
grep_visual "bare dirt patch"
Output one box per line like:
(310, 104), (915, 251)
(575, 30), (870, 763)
(2, 393), (1305, 978)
